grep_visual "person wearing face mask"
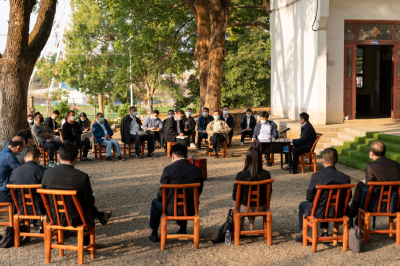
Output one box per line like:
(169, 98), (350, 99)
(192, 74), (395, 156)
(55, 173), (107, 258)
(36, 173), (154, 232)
(148, 144), (203, 242)
(197, 107), (214, 150)
(0, 136), (24, 203)
(251, 111), (278, 166)
(16, 129), (35, 164)
(143, 110), (163, 146)
(164, 110), (190, 146)
(32, 113), (62, 168)
(182, 108), (196, 148)
(240, 109), (257, 146)
(27, 114), (35, 129)
(220, 106), (234, 148)
(120, 106), (155, 158)
(78, 112), (91, 133)
(206, 110), (230, 158)
(44, 110), (60, 136)
(61, 111), (92, 161)
(161, 110), (174, 153)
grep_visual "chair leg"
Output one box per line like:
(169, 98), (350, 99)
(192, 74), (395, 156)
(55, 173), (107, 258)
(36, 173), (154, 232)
(123, 143), (126, 156)
(333, 222), (339, 245)
(79, 148), (83, 161)
(14, 216), (20, 247)
(141, 141), (145, 156)
(160, 215), (167, 250)
(44, 224), (52, 264)
(303, 216), (308, 247)
(267, 212), (272, 246)
(364, 213), (370, 244)
(301, 155), (305, 173)
(313, 154), (317, 173)
(99, 145), (103, 160)
(94, 145), (98, 159)
(263, 215), (267, 239)
(194, 215), (200, 249)
(167, 143), (171, 158)
(358, 211), (364, 238)
(312, 218), (318, 252)
(396, 213), (400, 245)
(78, 228), (84, 265)
(90, 227), (95, 258)
(25, 219), (30, 242)
(234, 213), (241, 246)
(343, 216), (349, 251)
(389, 217), (394, 239)
(58, 228), (64, 257)
(8, 204), (13, 227)
(128, 143), (132, 157)
(113, 147), (116, 159)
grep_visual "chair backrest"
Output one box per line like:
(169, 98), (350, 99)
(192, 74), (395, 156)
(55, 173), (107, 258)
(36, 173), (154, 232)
(37, 189), (88, 226)
(160, 183), (201, 217)
(312, 184), (355, 219)
(7, 184), (42, 216)
(58, 129), (64, 143)
(234, 179), (274, 213)
(34, 138), (40, 149)
(364, 181), (400, 213)
(310, 133), (323, 153)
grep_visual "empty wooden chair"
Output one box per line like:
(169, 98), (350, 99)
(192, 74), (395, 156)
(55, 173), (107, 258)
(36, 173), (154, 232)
(58, 129), (83, 161)
(297, 133), (323, 173)
(208, 141), (228, 158)
(93, 137), (116, 160)
(167, 142), (176, 158)
(358, 181), (400, 244)
(0, 202), (13, 227)
(122, 141), (145, 157)
(160, 183), (201, 250)
(233, 179), (274, 246)
(37, 189), (95, 265)
(303, 184), (355, 252)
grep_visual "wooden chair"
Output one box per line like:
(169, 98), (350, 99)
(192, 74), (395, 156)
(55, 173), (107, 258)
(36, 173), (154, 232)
(297, 133), (323, 173)
(160, 183), (201, 250)
(122, 141), (145, 157)
(93, 138), (116, 160)
(0, 202), (13, 227)
(7, 184), (51, 247)
(208, 141), (228, 158)
(167, 142), (176, 158)
(233, 179), (274, 246)
(303, 184), (355, 252)
(34, 139), (56, 167)
(358, 181), (400, 244)
(37, 189), (95, 265)
(58, 129), (83, 161)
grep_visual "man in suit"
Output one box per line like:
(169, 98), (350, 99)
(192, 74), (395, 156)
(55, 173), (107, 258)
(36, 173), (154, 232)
(62, 111), (91, 161)
(220, 106), (234, 148)
(149, 144), (203, 242)
(16, 129), (35, 164)
(183, 108), (197, 148)
(44, 110), (60, 136)
(285, 112), (317, 174)
(143, 110), (163, 146)
(196, 107), (214, 150)
(252, 111), (278, 166)
(162, 110), (174, 153)
(240, 108), (257, 146)
(295, 148), (351, 242)
(206, 110), (230, 158)
(120, 106), (154, 158)
(164, 110), (190, 146)
(42, 143), (112, 244)
(347, 141), (400, 226)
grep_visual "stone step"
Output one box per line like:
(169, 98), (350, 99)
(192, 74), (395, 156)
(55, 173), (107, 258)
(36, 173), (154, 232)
(317, 132), (339, 138)
(337, 132), (358, 141)
(344, 128), (368, 136)
(330, 138), (349, 146)
(318, 137), (332, 143)
(314, 127), (346, 133)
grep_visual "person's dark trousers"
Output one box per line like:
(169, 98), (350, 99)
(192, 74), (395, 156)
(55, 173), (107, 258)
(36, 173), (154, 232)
(90, 205), (105, 220)
(76, 140), (90, 158)
(197, 132), (208, 148)
(0, 190), (12, 203)
(186, 130), (196, 144)
(176, 137), (190, 147)
(210, 133), (226, 154)
(264, 153), (271, 163)
(346, 181), (366, 226)
(147, 130), (163, 146)
(228, 130), (233, 146)
(40, 141), (63, 161)
(291, 145), (311, 170)
(149, 198), (187, 234)
(299, 201), (328, 230)
(130, 134), (155, 155)
(240, 130), (253, 142)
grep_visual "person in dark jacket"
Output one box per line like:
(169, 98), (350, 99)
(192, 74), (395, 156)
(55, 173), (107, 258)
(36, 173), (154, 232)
(16, 129), (35, 164)
(164, 110), (190, 146)
(285, 112), (317, 174)
(347, 141), (400, 226)
(295, 148), (351, 242)
(161, 110), (174, 152)
(252, 111), (278, 167)
(196, 107), (214, 149)
(120, 106), (154, 157)
(149, 144), (203, 242)
(61, 111), (91, 161)
(220, 106), (234, 147)
(240, 108), (257, 145)
(183, 108), (196, 148)
(44, 110), (60, 136)
(232, 147), (271, 230)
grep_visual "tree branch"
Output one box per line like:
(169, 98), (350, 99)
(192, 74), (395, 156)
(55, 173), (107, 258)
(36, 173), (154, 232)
(228, 21), (270, 31)
(230, 5), (264, 9)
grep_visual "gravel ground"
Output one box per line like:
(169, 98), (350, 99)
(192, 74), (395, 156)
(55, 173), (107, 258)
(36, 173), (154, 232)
(1, 139), (400, 265)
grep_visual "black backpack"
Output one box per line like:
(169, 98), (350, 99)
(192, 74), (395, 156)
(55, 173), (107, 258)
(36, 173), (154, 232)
(0, 227), (14, 248)
(211, 209), (234, 243)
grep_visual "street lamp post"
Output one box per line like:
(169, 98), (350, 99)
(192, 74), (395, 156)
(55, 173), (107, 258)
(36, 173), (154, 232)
(124, 36), (134, 107)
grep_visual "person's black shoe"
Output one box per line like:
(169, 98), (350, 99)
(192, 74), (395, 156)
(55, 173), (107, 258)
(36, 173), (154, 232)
(320, 231), (329, 237)
(173, 229), (187, 235)
(106, 156), (113, 162)
(99, 211), (112, 225)
(291, 170), (298, 174)
(295, 234), (303, 242)
(164, 148), (167, 153)
(147, 153), (154, 157)
(215, 154), (219, 158)
(135, 154), (142, 158)
(227, 144), (231, 148)
(206, 148), (213, 152)
(266, 161), (272, 167)
(197, 146), (201, 150)
(283, 165), (290, 170)
(82, 158), (92, 161)
(149, 233), (160, 242)
(118, 155), (125, 161)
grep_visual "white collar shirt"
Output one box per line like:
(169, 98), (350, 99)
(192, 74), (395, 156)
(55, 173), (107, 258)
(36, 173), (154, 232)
(98, 122), (108, 135)
(247, 117), (250, 127)
(130, 114), (139, 134)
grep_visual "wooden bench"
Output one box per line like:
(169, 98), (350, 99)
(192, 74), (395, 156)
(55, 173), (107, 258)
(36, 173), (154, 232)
(208, 141), (228, 158)
(297, 133), (323, 173)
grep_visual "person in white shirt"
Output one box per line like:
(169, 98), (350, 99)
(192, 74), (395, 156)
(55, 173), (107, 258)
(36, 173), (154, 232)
(220, 106), (234, 147)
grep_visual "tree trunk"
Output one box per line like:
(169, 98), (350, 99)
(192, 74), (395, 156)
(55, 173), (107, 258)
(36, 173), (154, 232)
(0, 0), (57, 148)
(144, 80), (154, 114)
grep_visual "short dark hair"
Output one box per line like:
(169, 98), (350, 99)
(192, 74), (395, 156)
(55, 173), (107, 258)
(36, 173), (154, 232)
(203, 107), (209, 112)
(59, 143), (79, 162)
(322, 148), (338, 165)
(96, 112), (103, 117)
(52, 110), (60, 115)
(222, 106), (229, 110)
(260, 111), (270, 118)
(176, 110), (185, 115)
(214, 110), (220, 114)
(8, 136), (24, 148)
(79, 112), (87, 118)
(27, 114), (34, 119)
(169, 144), (188, 158)
(129, 106), (136, 112)
(246, 108), (252, 113)
(34, 113), (42, 120)
(67, 110), (75, 116)
(17, 129), (33, 144)
(26, 147), (41, 160)
(299, 112), (309, 122)
(152, 110), (159, 115)
(168, 110), (174, 114)
(34, 112), (41, 116)
(370, 141), (386, 157)
(186, 108), (192, 111)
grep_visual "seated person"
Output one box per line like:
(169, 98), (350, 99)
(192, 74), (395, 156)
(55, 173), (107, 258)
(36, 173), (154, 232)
(27, 114), (34, 130)
(42, 144), (112, 244)
(252, 111), (278, 166)
(196, 107), (214, 150)
(0, 136), (24, 203)
(149, 144), (203, 242)
(285, 112), (317, 174)
(161, 110), (174, 152)
(183, 108), (197, 148)
(120, 106), (154, 158)
(9, 147), (46, 216)
(92, 112), (125, 162)
(78, 112), (91, 133)
(206, 110), (230, 158)
(164, 110), (190, 146)
(16, 129), (35, 164)
(62, 111), (92, 161)
(295, 148), (351, 242)
(240, 108), (257, 146)
(347, 141), (400, 226)
(44, 110), (60, 136)
(143, 110), (163, 146)
(220, 106), (234, 148)
(32, 113), (62, 168)
(232, 147), (271, 230)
